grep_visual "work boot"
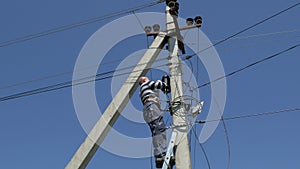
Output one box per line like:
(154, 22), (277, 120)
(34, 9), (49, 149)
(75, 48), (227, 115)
(170, 156), (175, 167)
(155, 156), (176, 169)
(155, 157), (164, 168)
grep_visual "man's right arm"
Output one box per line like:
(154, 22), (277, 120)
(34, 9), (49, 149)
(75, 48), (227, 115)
(151, 80), (168, 94)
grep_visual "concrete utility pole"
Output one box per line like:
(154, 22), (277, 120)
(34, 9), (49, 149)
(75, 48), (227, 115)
(165, 2), (192, 169)
(65, 33), (167, 169)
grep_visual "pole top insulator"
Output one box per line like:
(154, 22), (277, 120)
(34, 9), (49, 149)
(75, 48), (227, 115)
(186, 18), (194, 26)
(194, 16), (202, 24)
(167, 1), (179, 17)
(153, 24), (161, 32)
(166, 0), (177, 5)
(144, 26), (152, 34)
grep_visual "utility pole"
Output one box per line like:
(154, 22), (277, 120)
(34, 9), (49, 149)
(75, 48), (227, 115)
(66, 0), (202, 168)
(165, 1), (191, 169)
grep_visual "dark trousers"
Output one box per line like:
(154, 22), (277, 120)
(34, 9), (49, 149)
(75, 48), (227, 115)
(143, 102), (167, 158)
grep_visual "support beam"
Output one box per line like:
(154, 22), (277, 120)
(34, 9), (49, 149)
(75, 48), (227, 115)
(166, 5), (192, 169)
(65, 33), (167, 169)
(145, 24), (202, 37)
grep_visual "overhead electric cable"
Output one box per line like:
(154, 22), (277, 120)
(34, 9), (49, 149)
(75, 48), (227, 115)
(2, 2), (299, 91)
(214, 29), (300, 41)
(220, 115), (231, 169)
(185, 2), (300, 59)
(0, 0), (165, 48)
(194, 46), (232, 169)
(197, 42), (300, 89)
(197, 108), (300, 123)
(0, 53), (167, 91)
(2, 42), (298, 103)
(0, 61), (171, 102)
(191, 128), (211, 169)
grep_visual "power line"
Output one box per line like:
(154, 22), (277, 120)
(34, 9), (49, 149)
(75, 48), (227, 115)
(0, 40), (300, 102)
(2, 1), (298, 104)
(186, 42), (299, 169)
(0, 0), (164, 48)
(3, 27), (298, 91)
(197, 42), (300, 89)
(0, 61), (170, 102)
(2, 33), (298, 103)
(191, 128), (211, 169)
(217, 29), (300, 41)
(169, 107), (300, 158)
(3, 27), (297, 92)
(186, 4), (299, 167)
(193, 107), (300, 168)
(2, 1), (298, 97)
(187, 29), (300, 46)
(0, 51), (166, 91)
(220, 115), (231, 169)
(185, 2), (300, 59)
(186, 29), (300, 46)
(191, 30), (232, 169)
(197, 107), (300, 123)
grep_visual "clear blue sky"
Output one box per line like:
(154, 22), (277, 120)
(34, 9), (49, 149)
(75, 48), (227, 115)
(1, 0), (300, 169)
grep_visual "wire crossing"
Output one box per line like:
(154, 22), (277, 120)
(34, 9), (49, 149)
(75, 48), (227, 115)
(0, 0), (164, 48)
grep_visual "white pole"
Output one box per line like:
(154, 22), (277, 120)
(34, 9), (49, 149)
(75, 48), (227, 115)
(166, 4), (192, 169)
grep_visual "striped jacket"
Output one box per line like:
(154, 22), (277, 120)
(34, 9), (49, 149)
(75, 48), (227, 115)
(139, 80), (168, 105)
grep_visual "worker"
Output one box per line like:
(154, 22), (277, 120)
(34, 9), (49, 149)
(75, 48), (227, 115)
(139, 76), (168, 168)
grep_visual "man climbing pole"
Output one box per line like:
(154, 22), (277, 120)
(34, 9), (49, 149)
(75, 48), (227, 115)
(138, 76), (169, 168)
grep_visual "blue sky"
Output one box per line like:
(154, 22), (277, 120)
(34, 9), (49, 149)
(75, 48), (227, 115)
(1, 0), (300, 169)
